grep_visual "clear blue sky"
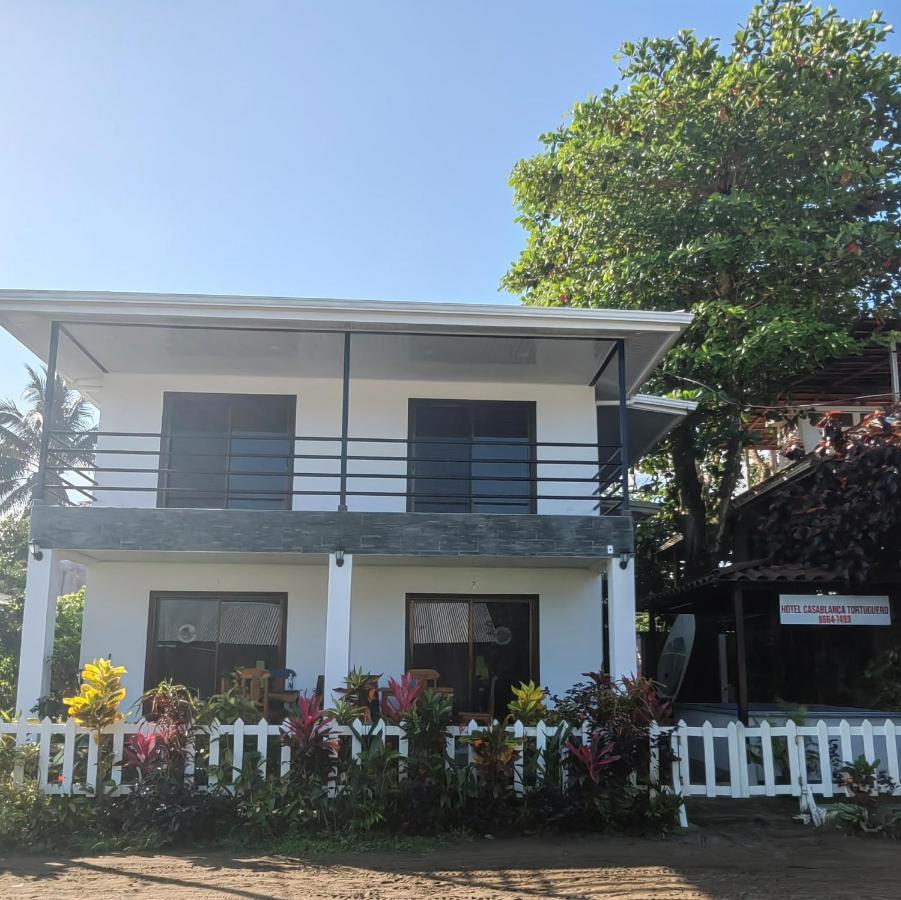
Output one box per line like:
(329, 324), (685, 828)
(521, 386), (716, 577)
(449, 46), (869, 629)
(0, 1), (896, 402)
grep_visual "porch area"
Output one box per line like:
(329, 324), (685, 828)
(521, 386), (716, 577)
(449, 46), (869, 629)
(16, 549), (639, 717)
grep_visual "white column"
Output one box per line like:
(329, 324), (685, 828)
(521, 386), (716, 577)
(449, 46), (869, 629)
(15, 550), (63, 716)
(607, 557), (638, 680)
(323, 552), (353, 700)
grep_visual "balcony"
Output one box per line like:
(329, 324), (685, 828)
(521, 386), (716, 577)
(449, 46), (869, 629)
(42, 430), (626, 516)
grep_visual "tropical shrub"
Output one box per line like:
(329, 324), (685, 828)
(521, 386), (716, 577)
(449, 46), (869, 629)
(63, 658), (126, 745)
(507, 680), (547, 725)
(281, 693), (338, 784)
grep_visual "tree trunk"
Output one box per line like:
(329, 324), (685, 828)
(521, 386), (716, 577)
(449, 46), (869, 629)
(669, 416), (710, 578)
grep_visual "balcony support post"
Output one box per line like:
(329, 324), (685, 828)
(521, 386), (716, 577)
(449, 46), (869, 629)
(324, 551), (353, 697)
(607, 555), (637, 680)
(616, 339), (630, 514)
(15, 550), (63, 715)
(35, 320), (60, 503)
(338, 332), (351, 511)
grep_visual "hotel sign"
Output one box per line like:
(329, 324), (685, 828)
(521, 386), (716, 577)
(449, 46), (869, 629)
(779, 595), (892, 626)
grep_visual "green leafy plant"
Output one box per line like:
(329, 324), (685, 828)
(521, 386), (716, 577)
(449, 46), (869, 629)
(63, 658), (127, 744)
(507, 680), (547, 725)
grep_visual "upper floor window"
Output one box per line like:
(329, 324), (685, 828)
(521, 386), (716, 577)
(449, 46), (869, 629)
(408, 400), (536, 514)
(159, 393), (295, 509)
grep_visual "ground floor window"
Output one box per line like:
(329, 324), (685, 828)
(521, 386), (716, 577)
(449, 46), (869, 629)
(405, 594), (538, 715)
(145, 592), (287, 697)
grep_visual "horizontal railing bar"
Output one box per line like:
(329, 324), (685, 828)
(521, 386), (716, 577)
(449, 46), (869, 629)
(45, 449), (616, 466)
(69, 484), (607, 501)
(46, 465), (605, 484)
(49, 430), (615, 449)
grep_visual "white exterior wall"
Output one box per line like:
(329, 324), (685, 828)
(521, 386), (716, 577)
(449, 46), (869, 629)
(80, 559), (603, 704)
(81, 561), (328, 704)
(92, 373), (601, 515)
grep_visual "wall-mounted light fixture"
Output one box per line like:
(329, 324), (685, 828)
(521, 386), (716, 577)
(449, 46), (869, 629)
(28, 541), (43, 561)
(335, 548), (345, 567)
(618, 550), (632, 570)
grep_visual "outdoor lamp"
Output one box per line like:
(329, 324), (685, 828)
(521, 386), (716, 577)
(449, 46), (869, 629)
(28, 541), (43, 561)
(618, 550), (632, 570)
(335, 548), (345, 567)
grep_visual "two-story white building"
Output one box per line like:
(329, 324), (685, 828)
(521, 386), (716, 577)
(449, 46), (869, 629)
(0, 291), (692, 716)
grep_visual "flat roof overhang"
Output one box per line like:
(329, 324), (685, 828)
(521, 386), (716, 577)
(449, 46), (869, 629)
(0, 290), (691, 400)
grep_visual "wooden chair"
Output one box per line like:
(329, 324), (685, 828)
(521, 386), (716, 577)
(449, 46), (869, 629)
(406, 668), (440, 690)
(236, 667), (270, 716)
(458, 676), (497, 726)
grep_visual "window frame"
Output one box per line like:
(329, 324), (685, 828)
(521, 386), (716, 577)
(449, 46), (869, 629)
(144, 591), (289, 697)
(404, 593), (539, 709)
(157, 392), (296, 510)
(406, 398), (538, 514)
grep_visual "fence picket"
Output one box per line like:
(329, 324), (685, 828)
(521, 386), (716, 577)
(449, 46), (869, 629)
(785, 720), (801, 797)
(61, 718), (76, 794)
(861, 719), (876, 766)
(208, 722), (221, 788)
(255, 719), (268, 778)
(512, 720), (525, 796)
(86, 733), (99, 795)
(232, 718), (245, 782)
(736, 721), (749, 798)
(760, 721), (776, 797)
(675, 720), (690, 794)
(884, 720), (900, 795)
(816, 720), (832, 797)
(726, 721), (740, 798)
(838, 720), (853, 765)
(702, 721), (716, 797)
(37, 718), (52, 792)
(649, 723), (660, 788)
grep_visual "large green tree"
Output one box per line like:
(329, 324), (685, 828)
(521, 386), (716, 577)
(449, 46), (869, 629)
(504, 1), (901, 579)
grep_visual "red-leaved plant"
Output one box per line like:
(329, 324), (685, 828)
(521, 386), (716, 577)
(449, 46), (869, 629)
(566, 734), (622, 785)
(380, 674), (425, 724)
(281, 693), (338, 783)
(124, 730), (167, 778)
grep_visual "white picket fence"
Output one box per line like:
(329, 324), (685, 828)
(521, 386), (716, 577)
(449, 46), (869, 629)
(652, 718), (901, 827)
(0, 716), (583, 798)
(5, 715), (899, 828)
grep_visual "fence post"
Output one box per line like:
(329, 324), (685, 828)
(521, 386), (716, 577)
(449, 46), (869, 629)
(12, 719), (27, 784)
(397, 726), (409, 781)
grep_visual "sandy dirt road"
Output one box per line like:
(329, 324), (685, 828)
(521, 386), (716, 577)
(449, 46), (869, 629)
(0, 822), (897, 899)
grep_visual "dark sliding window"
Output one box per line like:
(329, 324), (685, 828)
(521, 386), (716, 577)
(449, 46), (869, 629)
(145, 592), (287, 698)
(408, 400), (536, 513)
(158, 393), (295, 509)
(406, 594), (538, 713)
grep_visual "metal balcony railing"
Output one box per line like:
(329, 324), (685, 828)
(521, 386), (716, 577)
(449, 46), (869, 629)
(43, 430), (628, 515)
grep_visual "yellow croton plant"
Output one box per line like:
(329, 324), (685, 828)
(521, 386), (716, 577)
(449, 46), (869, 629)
(63, 658), (127, 741)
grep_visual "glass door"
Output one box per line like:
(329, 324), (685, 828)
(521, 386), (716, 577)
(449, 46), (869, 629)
(406, 595), (537, 713)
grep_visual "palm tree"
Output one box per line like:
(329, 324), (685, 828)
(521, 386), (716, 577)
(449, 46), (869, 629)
(0, 365), (96, 516)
